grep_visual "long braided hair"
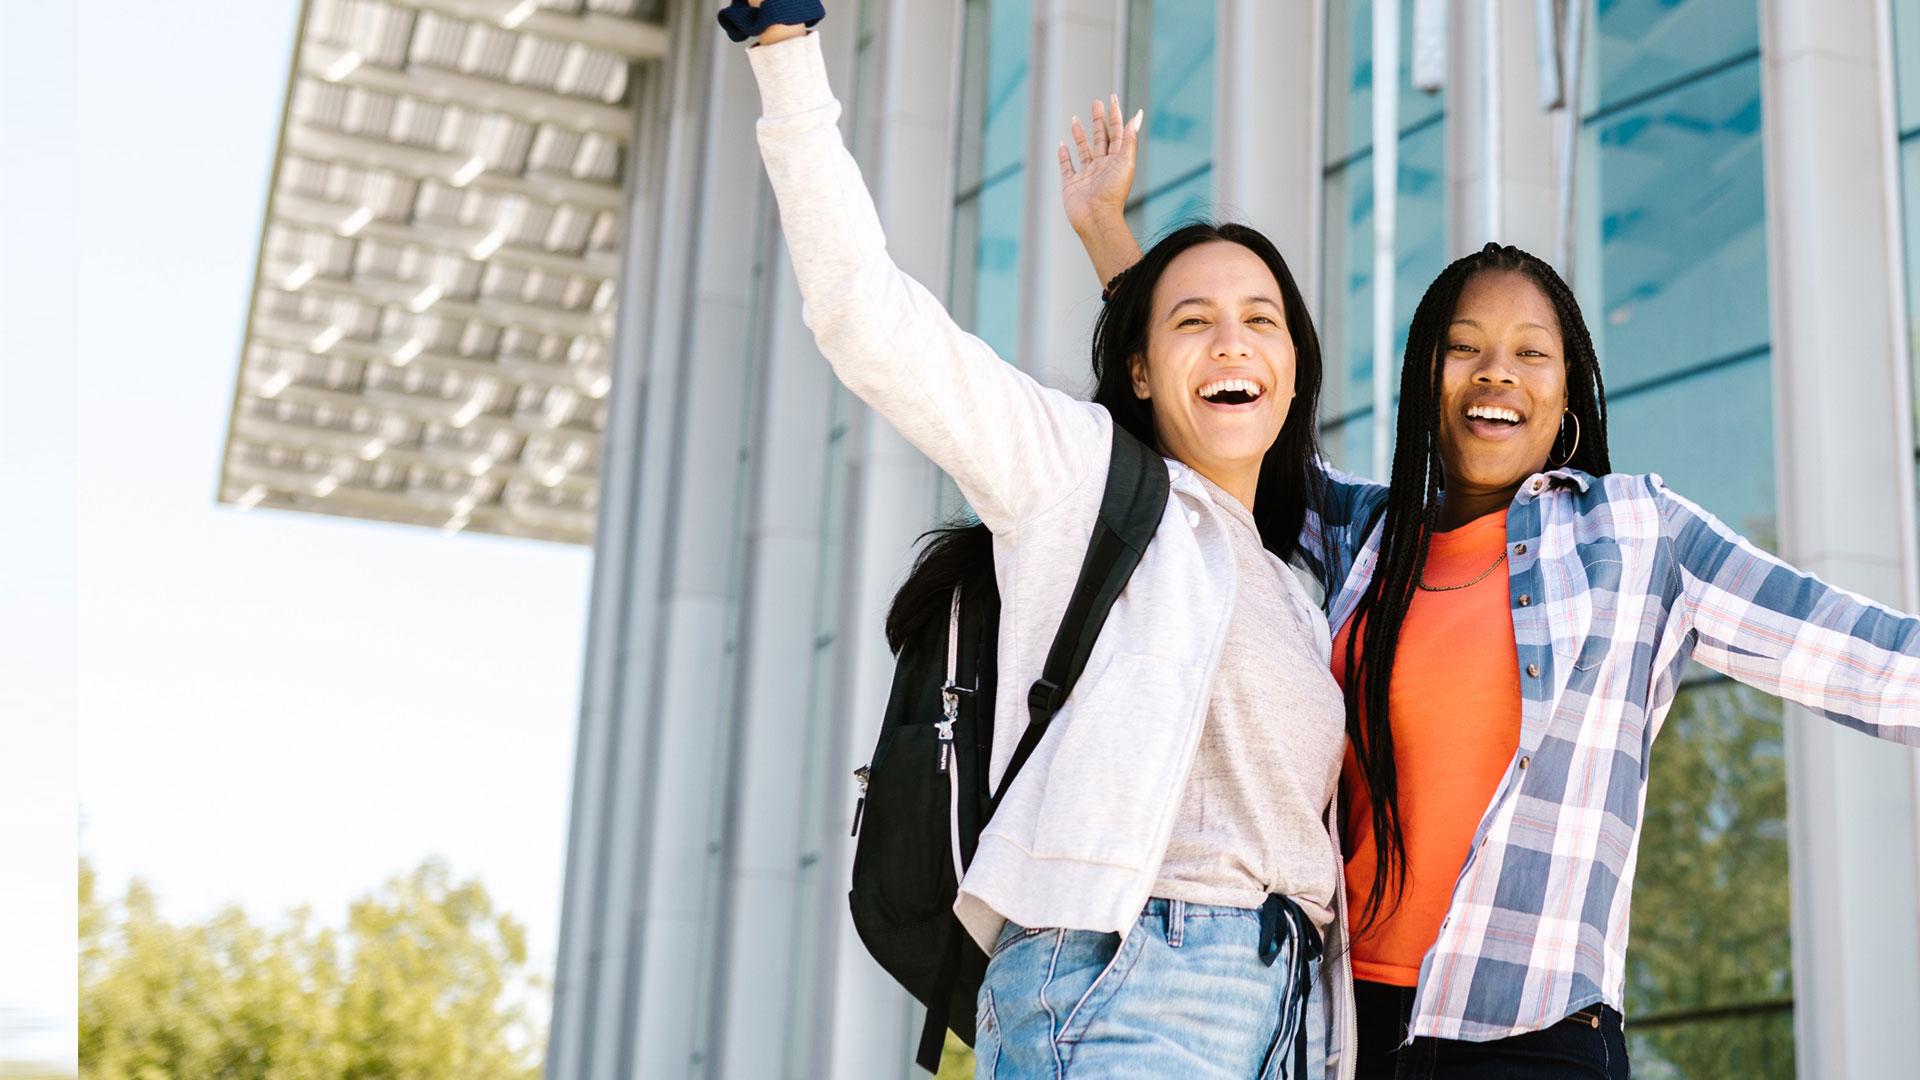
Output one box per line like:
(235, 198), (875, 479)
(1344, 242), (1611, 934)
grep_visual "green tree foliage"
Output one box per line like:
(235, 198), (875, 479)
(1625, 678), (1795, 1079)
(80, 858), (543, 1080)
(935, 1031), (973, 1080)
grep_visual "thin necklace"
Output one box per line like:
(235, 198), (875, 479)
(1417, 550), (1507, 592)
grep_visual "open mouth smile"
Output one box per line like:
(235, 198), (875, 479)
(1464, 402), (1528, 437)
(1198, 377), (1266, 410)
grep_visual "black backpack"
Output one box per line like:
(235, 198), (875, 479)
(846, 425), (1170, 1072)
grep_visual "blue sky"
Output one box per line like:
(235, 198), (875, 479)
(3, 3), (594, 1066)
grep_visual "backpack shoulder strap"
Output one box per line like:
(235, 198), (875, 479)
(989, 422), (1170, 806)
(919, 423), (1170, 1073)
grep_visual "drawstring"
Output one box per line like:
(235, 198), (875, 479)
(1259, 893), (1322, 1079)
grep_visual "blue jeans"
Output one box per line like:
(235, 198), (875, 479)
(975, 897), (1317, 1079)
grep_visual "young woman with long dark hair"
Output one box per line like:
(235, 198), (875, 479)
(1063, 99), (1920, 1079)
(728, 5), (1363, 1077)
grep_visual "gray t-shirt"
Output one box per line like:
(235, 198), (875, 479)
(1151, 477), (1347, 927)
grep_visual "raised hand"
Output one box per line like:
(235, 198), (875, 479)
(739, 0), (810, 45)
(1057, 94), (1142, 239)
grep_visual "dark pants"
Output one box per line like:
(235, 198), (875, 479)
(1353, 979), (1631, 1079)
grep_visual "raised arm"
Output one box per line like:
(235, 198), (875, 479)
(1660, 482), (1920, 742)
(1057, 96), (1145, 287)
(742, 23), (1103, 532)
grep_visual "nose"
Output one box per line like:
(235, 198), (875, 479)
(1473, 348), (1521, 385)
(1212, 323), (1252, 360)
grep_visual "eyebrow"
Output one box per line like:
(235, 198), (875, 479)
(1451, 317), (1557, 335)
(1169, 296), (1283, 314)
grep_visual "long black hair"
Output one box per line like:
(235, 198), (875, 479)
(887, 221), (1329, 651)
(1343, 242), (1611, 935)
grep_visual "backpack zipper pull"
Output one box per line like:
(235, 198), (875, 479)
(850, 765), (871, 837)
(936, 686), (959, 773)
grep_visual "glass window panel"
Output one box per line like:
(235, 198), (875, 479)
(982, 0), (1033, 179)
(1625, 678), (1793, 1079)
(1605, 353), (1776, 544)
(951, 0), (1032, 364)
(1320, 154), (1372, 456)
(1899, 138), (1920, 449)
(1580, 59), (1769, 397)
(1588, 0), (1760, 115)
(1125, 0), (1216, 239)
(1317, 106), (1445, 478)
(1133, 165), (1212, 244)
(1898, 0), (1920, 132)
(1892, 0), (1920, 529)
(1324, 0), (1446, 166)
(970, 171), (1025, 359)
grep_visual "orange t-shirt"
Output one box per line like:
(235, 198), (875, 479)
(1331, 508), (1522, 987)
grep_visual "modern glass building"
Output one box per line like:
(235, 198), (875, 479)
(546, 1), (1920, 1077)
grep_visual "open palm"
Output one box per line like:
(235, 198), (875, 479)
(1058, 95), (1142, 236)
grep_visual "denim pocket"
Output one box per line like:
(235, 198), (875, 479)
(1054, 928), (1147, 1050)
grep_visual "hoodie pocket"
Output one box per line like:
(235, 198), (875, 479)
(1029, 652), (1204, 867)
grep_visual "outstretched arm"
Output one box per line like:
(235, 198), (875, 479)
(1662, 482), (1920, 742)
(1057, 96), (1145, 286)
(739, 15), (1104, 533)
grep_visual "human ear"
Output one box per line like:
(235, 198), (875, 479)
(1129, 353), (1151, 399)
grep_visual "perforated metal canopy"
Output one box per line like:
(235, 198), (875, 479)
(220, 0), (666, 543)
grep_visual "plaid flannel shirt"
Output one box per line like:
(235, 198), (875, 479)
(1306, 465), (1920, 1042)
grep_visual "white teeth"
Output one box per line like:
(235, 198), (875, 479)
(1467, 405), (1523, 423)
(1199, 377), (1264, 401)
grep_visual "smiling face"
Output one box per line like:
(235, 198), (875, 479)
(1436, 269), (1570, 504)
(1129, 241), (1296, 503)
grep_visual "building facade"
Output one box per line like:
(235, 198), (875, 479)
(548, 1), (1920, 1077)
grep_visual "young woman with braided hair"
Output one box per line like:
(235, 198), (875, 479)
(1063, 101), (1920, 1078)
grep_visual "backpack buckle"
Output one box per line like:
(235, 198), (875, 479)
(1027, 677), (1065, 717)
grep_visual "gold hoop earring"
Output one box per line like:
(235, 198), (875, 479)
(1553, 410), (1582, 468)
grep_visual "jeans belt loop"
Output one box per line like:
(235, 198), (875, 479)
(1167, 898), (1185, 948)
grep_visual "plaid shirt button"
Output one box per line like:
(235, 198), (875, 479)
(1518, 594), (1532, 606)
(1527, 663), (1540, 677)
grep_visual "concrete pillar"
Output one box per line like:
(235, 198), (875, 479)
(704, 19), (862, 1079)
(1020, 0), (1126, 394)
(1759, 0), (1920, 1075)
(611, 12), (786, 1078)
(1446, 0), (1558, 256)
(1214, 0), (1324, 306)
(547, 1), (722, 1075)
(806, 2), (964, 1077)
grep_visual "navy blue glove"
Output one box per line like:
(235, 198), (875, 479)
(717, 0), (825, 43)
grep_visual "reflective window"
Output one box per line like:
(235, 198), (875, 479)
(1579, 60), (1770, 420)
(1892, 0), (1920, 520)
(1319, 0), (1446, 477)
(1588, 0), (1759, 116)
(1124, 0), (1217, 241)
(950, 0), (1033, 364)
(1628, 678), (1795, 1076)
(1577, 3), (1792, 1073)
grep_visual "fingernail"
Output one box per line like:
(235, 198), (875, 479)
(1131, 110), (1144, 129)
